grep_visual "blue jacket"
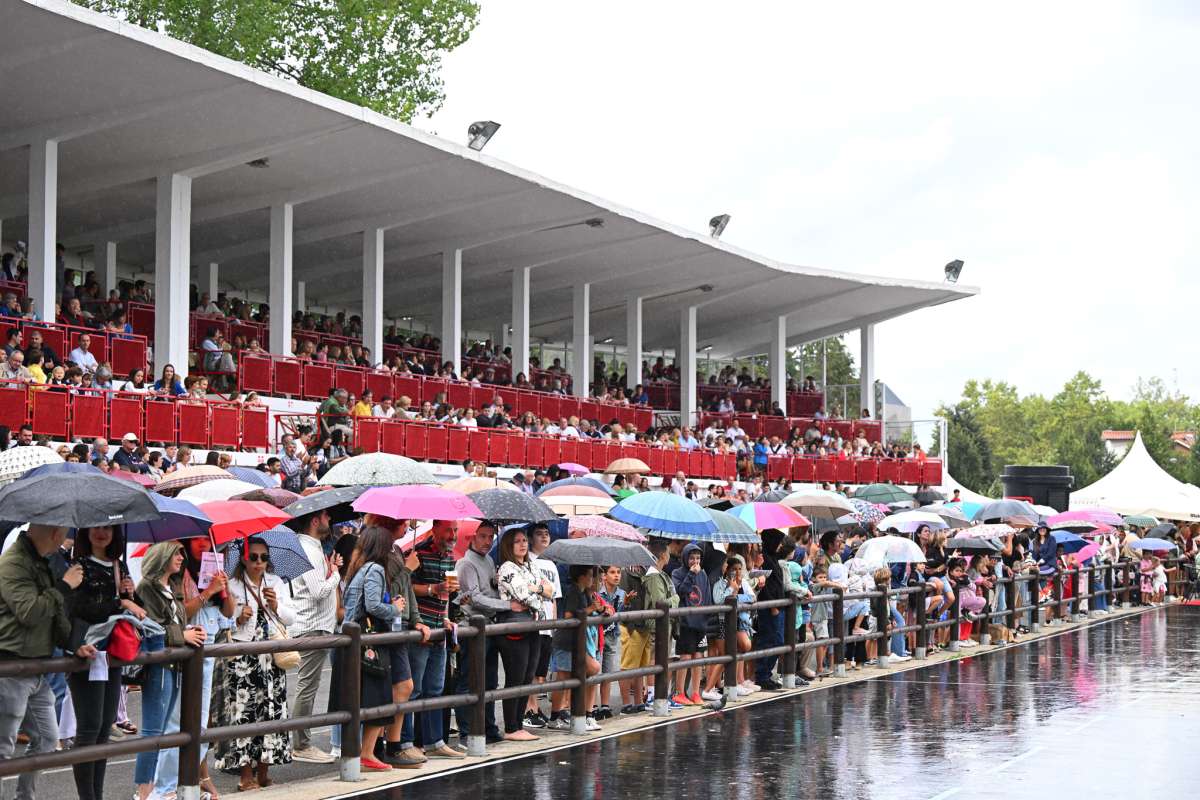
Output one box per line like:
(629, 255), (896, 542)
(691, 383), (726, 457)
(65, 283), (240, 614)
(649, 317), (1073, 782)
(1035, 534), (1057, 569)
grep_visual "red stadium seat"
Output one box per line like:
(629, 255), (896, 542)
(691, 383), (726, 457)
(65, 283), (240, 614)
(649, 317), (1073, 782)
(365, 371), (393, 402)
(646, 448), (664, 474)
(274, 359), (301, 396)
(239, 356), (274, 394)
(31, 390), (68, 439)
(108, 395), (144, 442)
(394, 376), (421, 405)
(922, 460), (944, 486)
(661, 449), (677, 475)
(505, 433), (525, 467)
(110, 337), (147, 376)
(899, 461), (922, 486)
(768, 456), (790, 481)
(877, 460), (901, 483)
(302, 364), (334, 401)
(836, 459), (857, 484)
(700, 451), (716, 479)
(70, 392), (106, 440)
(469, 429), (490, 462)
(381, 421), (408, 456)
(792, 457), (816, 484)
(241, 406), (269, 450)
(447, 382), (472, 411)
(143, 400), (175, 444)
(447, 427), (469, 461)
(557, 438), (577, 466)
(335, 368), (365, 399)
(422, 378), (448, 405)
(355, 418), (382, 453)
(210, 405), (240, 449)
(815, 459), (838, 483)
(177, 403), (209, 446)
(424, 425), (447, 462)
(542, 438), (561, 468)
(856, 459), (879, 484)
(524, 434), (544, 468)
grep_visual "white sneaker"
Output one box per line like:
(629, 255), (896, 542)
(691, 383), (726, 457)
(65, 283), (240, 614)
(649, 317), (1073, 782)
(890, 653), (912, 662)
(292, 745), (336, 764)
(959, 639), (978, 648)
(584, 716), (601, 732)
(739, 681), (759, 694)
(701, 689), (722, 702)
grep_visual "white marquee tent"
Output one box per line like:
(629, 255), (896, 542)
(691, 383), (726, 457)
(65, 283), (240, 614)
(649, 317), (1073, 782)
(938, 472), (994, 505)
(1070, 432), (1200, 521)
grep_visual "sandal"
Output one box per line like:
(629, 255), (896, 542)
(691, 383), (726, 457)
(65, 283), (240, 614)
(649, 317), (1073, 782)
(236, 780), (259, 793)
(200, 778), (221, 800)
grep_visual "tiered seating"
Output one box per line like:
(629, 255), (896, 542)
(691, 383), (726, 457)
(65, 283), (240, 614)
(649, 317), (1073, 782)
(0, 382), (269, 450)
(697, 413), (883, 444)
(237, 353), (654, 429)
(648, 384), (826, 416)
(0, 318), (148, 375)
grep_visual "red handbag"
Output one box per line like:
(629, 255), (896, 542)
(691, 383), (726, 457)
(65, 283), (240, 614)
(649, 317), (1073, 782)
(107, 619), (141, 662)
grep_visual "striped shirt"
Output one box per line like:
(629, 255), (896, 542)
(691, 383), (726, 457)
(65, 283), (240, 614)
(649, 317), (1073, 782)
(412, 537), (454, 627)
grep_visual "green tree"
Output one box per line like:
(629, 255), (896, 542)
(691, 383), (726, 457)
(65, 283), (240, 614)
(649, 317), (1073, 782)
(77, 0), (481, 120)
(1041, 371), (1115, 488)
(933, 402), (994, 494)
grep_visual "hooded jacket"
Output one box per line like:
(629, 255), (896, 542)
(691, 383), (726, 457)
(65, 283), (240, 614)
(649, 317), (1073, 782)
(671, 543), (711, 631)
(757, 529), (789, 603)
(136, 542), (189, 647)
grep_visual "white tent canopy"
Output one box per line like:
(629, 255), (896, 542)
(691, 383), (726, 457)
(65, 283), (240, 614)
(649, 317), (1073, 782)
(1070, 432), (1200, 522)
(938, 472), (994, 505)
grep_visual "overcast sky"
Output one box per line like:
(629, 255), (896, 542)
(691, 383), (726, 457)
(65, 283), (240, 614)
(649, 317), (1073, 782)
(419, 1), (1199, 421)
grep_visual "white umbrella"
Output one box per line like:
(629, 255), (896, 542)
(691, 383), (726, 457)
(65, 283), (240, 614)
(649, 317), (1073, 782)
(856, 535), (927, 564)
(317, 452), (437, 487)
(877, 510), (949, 534)
(540, 494), (616, 516)
(177, 478), (264, 503)
(0, 447), (63, 487)
(919, 504), (972, 529)
(781, 489), (854, 518)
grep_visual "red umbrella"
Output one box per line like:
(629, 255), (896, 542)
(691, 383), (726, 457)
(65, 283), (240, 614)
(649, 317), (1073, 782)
(198, 500), (291, 545)
(110, 469), (156, 489)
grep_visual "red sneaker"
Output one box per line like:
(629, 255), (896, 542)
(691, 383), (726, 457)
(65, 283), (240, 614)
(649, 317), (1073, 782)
(688, 692), (702, 705)
(361, 756), (392, 772)
(672, 693), (692, 705)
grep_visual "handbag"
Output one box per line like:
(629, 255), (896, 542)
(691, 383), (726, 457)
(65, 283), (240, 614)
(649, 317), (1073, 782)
(248, 583), (301, 671)
(107, 619), (142, 662)
(360, 614), (391, 679)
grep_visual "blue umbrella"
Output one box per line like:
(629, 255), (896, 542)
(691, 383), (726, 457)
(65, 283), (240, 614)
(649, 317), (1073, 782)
(1128, 538), (1178, 552)
(1051, 531), (1087, 554)
(226, 467), (277, 489)
(22, 462), (103, 479)
(536, 476), (615, 497)
(610, 492), (718, 538)
(125, 495), (212, 543)
(222, 525), (315, 581)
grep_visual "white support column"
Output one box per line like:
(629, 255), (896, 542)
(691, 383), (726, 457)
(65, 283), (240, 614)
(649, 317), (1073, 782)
(269, 204), (294, 356)
(770, 315), (787, 413)
(679, 305), (697, 426)
(860, 324), (876, 418)
(94, 241), (117, 297)
(296, 281), (306, 314)
(511, 266), (530, 378)
(27, 139), (57, 318)
(362, 228), (384, 365)
(198, 261), (218, 302)
(626, 295), (642, 388)
(154, 173), (192, 377)
(572, 283), (590, 398)
(441, 249), (462, 375)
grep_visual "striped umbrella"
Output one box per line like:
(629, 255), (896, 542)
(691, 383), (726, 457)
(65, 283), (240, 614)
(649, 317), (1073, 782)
(155, 466), (232, 495)
(226, 466), (278, 489)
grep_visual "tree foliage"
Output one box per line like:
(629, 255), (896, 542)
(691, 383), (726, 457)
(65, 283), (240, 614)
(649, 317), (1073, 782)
(936, 371), (1200, 495)
(77, 0), (481, 120)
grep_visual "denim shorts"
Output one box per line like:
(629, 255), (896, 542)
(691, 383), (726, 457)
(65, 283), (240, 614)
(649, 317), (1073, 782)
(548, 648), (574, 674)
(389, 643), (411, 683)
(601, 631), (622, 674)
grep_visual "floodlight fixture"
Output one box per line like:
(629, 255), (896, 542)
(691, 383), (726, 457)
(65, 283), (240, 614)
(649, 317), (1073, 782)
(709, 214), (731, 238)
(944, 259), (964, 283)
(599, 337), (615, 345)
(467, 121), (501, 151)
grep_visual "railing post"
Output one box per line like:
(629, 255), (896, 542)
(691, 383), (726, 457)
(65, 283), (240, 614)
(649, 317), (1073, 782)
(1105, 562), (1116, 612)
(1005, 575), (1018, 633)
(1051, 571), (1063, 624)
(832, 586), (846, 677)
(570, 614), (589, 734)
(782, 598), (798, 688)
(1030, 572), (1041, 633)
(467, 615), (488, 757)
(914, 583), (928, 660)
(873, 588), (890, 668)
(652, 600), (671, 717)
(946, 588), (962, 653)
(177, 645), (204, 800)
(1122, 560), (1132, 607)
(339, 622), (362, 782)
(1069, 568), (1080, 621)
(723, 596), (739, 701)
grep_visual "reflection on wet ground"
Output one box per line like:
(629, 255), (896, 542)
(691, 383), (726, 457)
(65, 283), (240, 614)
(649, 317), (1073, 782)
(356, 608), (1200, 800)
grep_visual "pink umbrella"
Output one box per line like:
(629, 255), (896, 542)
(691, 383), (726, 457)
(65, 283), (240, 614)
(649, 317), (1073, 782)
(1048, 508), (1123, 527)
(1074, 542), (1101, 562)
(110, 469), (156, 488)
(728, 502), (811, 531)
(567, 515), (647, 542)
(353, 485), (482, 521)
(557, 462), (589, 476)
(451, 519), (483, 560)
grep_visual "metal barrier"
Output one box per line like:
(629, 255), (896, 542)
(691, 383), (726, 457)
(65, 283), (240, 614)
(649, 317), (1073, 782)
(0, 556), (1169, 789)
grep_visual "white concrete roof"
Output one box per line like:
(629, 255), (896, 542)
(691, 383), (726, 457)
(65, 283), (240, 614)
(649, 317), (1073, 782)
(0, 0), (978, 356)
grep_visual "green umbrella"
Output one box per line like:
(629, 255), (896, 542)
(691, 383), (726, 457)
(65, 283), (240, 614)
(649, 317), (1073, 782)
(1122, 514), (1159, 528)
(853, 483), (915, 506)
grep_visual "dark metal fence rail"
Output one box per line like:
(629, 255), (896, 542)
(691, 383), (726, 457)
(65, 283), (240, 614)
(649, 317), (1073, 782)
(0, 556), (1180, 787)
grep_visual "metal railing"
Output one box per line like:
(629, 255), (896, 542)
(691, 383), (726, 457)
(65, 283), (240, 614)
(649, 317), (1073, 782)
(0, 556), (1181, 790)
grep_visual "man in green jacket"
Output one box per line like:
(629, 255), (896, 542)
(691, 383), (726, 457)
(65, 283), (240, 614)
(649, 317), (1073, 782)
(0, 524), (95, 800)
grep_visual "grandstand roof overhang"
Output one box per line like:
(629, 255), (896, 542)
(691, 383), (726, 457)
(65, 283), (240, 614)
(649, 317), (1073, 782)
(0, 0), (977, 358)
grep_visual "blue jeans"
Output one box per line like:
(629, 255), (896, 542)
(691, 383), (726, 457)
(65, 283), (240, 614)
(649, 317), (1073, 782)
(0, 675), (58, 800)
(1093, 571), (1109, 611)
(48, 649), (68, 721)
(889, 603), (908, 656)
(401, 642), (448, 750)
(152, 656), (215, 797)
(134, 637), (180, 786)
(753, 609), (785, 684)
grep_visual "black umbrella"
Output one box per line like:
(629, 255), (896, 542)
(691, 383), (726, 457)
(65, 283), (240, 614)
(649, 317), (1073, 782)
(754, 489), (790, 503)
(468, 488), (557, 524)
(1149, 523), (1178, 539)
(697, 497), (734, 511)
(283, 486), (369, 526)
(0, 471), (160, 528)
(542, 537), (655, 568)
(945, 536), (1002, 554)
(914, 489), (946, 505)
(973, 499), (1040, 524)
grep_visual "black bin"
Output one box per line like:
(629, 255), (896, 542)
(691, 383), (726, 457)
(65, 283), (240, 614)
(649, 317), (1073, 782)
(1001, 465), (1073, 510)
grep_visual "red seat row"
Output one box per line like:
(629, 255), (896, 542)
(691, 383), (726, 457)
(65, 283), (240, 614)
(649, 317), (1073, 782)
(646, 384), (826, 417)
(0, 319), (148, 376)
(239, 354), (653, 430)
(697, 413), (883, 443)
(766, 455), (942, 486)
(0, 383), (269, 450)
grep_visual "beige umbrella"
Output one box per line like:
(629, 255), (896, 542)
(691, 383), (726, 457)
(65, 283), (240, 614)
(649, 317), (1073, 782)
(442, 476), (520, 494)
(154, 465), (232, 495)
(177, 478), (265, 503)
(604, 458), (650, 475)
(542, 494), (617, 516)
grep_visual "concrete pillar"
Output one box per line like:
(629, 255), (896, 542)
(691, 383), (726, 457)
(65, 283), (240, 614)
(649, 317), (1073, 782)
(362, 228), (384, 365)
(154, 173), (192, 376)
(572, 283), (590, 398)
(680, 306), (697, 425)
(269, 203), (294, 356)
(860, 323), (876, 418)
(27, 139), (57, 319)
(198, 261), (218, 303)
(626, 295), (642, 388)
(94, 241), (118, 297)
(770, 315), (787, 413)
(511, 266), (530, 378)
(441, 249), (462, 375)
(296, 281), (306, 314)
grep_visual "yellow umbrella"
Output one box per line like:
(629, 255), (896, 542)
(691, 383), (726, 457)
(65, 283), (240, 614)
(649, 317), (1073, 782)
(604, 458), (650, 475)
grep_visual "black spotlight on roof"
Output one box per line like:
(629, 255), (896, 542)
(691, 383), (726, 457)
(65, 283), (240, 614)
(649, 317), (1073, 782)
(467, 121), (501, 151)
(944, 259), (964, 283)
(709, 214), (731, 238)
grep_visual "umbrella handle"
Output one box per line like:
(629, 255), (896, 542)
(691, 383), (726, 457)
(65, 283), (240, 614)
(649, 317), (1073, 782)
(209, 530), (229, 601)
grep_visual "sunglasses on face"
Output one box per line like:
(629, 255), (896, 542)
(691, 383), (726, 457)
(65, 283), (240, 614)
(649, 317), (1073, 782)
(245, 553), (270, 564)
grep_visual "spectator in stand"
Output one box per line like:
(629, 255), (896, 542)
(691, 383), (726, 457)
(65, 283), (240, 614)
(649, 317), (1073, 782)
(279, 439), (313, 493)
(198, 293), (222, 315)
(59, 297), (87, 327)
(2, 329), (20, 355)
(23, 331), (57, 369)
(373, 395), (396, 419)
(67, 333), (99, 375)
(13, 423), (33, 447)
(113, 433), (149, 474)
(92, 366), (114, 390)
(671, 544), (711, 705)
(201, 328), (235, 389)
(118, 368), (150, 393)
(0, 349), (32, 382)
(352, 389), (374, 418)
(24, 350), (45, 384)
(318, 388), (352, 439)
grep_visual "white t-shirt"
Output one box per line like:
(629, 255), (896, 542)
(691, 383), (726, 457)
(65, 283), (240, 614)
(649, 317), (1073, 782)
(530, 554), (562, 634)
(373, 405), (396, 419)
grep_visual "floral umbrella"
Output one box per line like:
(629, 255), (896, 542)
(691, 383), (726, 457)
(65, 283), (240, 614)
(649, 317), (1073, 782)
(317, 452), (437, 487)
(567, 515), (646, 542)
